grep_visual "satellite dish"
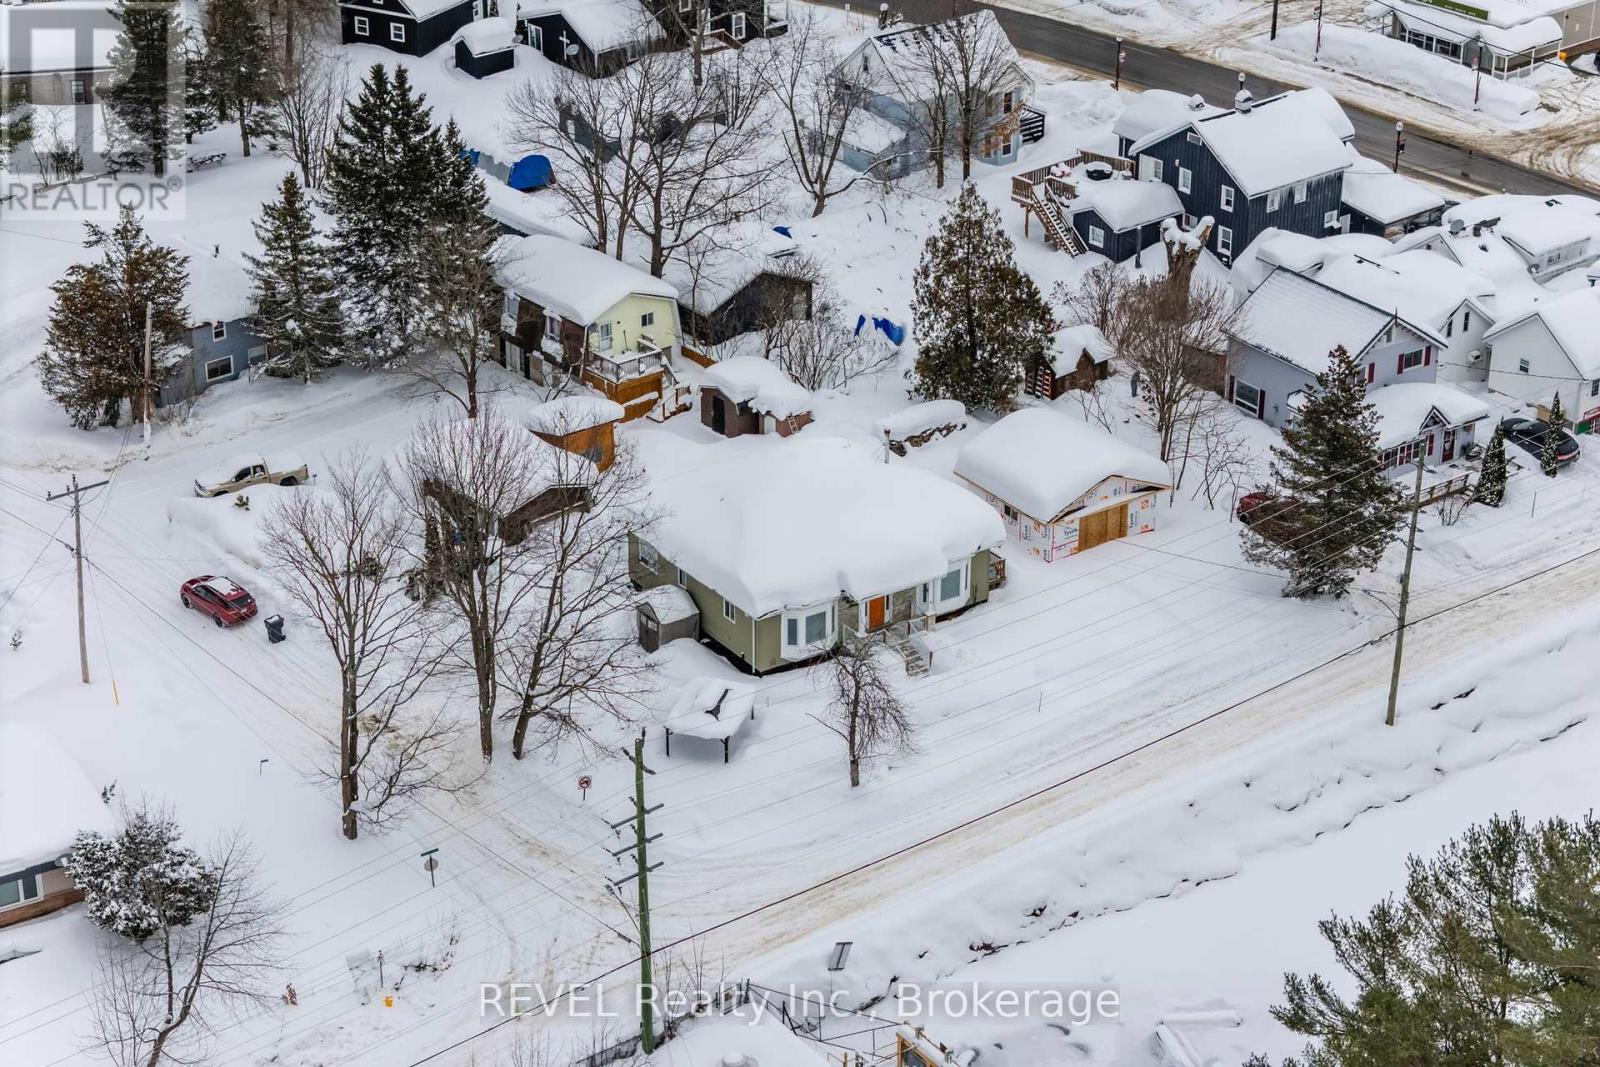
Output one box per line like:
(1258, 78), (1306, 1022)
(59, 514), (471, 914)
(564, 43), (580, 56)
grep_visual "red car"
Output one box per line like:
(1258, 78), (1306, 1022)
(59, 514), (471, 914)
(180, 576), (258, 627)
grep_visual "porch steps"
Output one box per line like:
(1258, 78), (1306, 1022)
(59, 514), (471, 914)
(893, 636), (930, 678)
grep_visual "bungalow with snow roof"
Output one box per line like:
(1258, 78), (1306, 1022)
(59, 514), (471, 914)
(1066, 175), (1186, 262)
(1376, 0), (1582, 76)
(955, 409), (1171, 561)
(629, 437), (1005, 673)
(645, 0), (790, 48)
(339, 0), (476, 56)
(833, 11), (1037, 180)
(1026, 324), (1114, 400)
(1484, 288), (1600, 433)
(1400, 195), (1600, 287)
(159, 249), (268, 406)
(1226, 267), (1490, 472)
(511, 0), (664, 74)
(1, 723), (113, 929)
(494, 234), (682, 421)
(1125, 89), (1354, 265)
(699, 356), (812, 438)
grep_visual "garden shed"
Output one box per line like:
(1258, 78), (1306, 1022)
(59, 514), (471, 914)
(636, 584), (699, 653)
(455, 17), (516, 78)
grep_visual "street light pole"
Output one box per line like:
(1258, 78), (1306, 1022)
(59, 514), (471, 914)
(1113, 37), (1125, 90)
(1270, 0), (1280, 39)
(1314, 2), (1324, 58)
(1392, 121), (1405, 173)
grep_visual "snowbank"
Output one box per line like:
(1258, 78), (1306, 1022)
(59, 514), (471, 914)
(1269, 24), (1539, 121)
(878, 399), (968, 441)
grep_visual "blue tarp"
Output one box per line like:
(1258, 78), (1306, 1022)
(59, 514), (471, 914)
(772, 225), (792, 238)
(460, 148), (481, 167)
(854, 313), (906, 346)
(508, 154), (553, 191)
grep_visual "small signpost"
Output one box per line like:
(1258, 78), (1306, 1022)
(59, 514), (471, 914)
(578, 774), (592, 802)
(421, 847), (440, 888)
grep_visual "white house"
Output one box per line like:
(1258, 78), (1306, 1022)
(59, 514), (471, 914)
(1484, 286), (1600, 432)
(954, 408), (1172, 561)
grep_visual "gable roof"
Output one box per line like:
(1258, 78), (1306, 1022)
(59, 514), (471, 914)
(1312, 250), (1494, 331)
(1228, 267), (1443, 376)
(513, 0), (663, 51)
(1366, 382), (1491, 449)
(1482, 287), (1600, 379)
(646, 436), (1005, 617)
(1049, 324), (1114, 375)
(1112, 89), (1226, 146)
(397, 0), (476, 19)
(839, 10), (1032, 105)
(954, 408), (1171, 523)
(1130, 91), (1353, 197)
(0, 722), (115, 874)
(495, 234), (677, 324)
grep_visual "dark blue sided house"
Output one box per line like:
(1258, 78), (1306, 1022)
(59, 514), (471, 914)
(1124, 89), (1353, 267)
(340, 0), (477, 57)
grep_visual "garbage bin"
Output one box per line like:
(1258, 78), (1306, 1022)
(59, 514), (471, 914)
(264, 615), (285, 644)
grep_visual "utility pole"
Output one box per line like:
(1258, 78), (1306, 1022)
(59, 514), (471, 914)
(140, 301), (153, 446)
(1314, 2), (1324, 58)
(1113, 37), (1125, 90)
(609, 737), (663, 1054)
(1270, 0), (1280, 39)
(47, 474), (109, 685)
(1385, 444), (1426, 727)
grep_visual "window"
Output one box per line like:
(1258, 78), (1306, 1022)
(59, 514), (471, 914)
(675, 567), (687, 588)
(638, 541), (658, 568)
(679, 0), (691, 11)
(782, 604), (836, 657)
(1591, 379), (1599, 398)
(353, 14), (369, 35)
(1445, 317), (1453, 338)
(1463, 309), (1471, 331)
(1003, 90), (1014, 114)
(1519, 358), (1530, 373)
(1177, 167), (1192, 194)
(722, 598), (736, 622)
(1087, 225), (1105, 248)
(1233, 379), (1262, 417)
(1323, 209), (1339, 229)
(1294, 182), (1308, 204)
(1220, 186), (1234, 212)
(545, 313), (561, 341)
(1217, 225), (1233, 257)
(1398, 349), (1425, 372)
(211, 320), (226, 341)
(731, 11), (746, 38)
(1267, 189), (1283, 212)
(641, 311), (655, 328)
(205, 357), (233, 382)
(71, 78), (86, 104)
(527, 24), (543, 50)
(939, 566), (963, 602)
(0, 874), (39, 909)
(923, 562), (969, 612)
(1186, 131), (1201, 145)
(1139, 156), (1163, 182)
(390, 22), (407, 43)
(503, 292), (519, 319)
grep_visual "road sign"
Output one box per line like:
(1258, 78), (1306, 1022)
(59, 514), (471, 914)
(578, 774), (593, 801)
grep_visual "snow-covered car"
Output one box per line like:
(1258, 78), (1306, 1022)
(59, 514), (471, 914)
(179, 576), (258, 627)
(1498, 418), (1579, 468)
(194, 453), (309, 497)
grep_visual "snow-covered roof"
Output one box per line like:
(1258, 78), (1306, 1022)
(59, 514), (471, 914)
(400, 0), (476, 19)
(526, 395), (625, 434)
(495, 234), (677, 325)
(0, 722), (114, 874)
(840, 10), (1032, 106)
(878, 399), (967, 439)
(483, 182), (594, 246)
(514, 0), (662, 51)
(1483, 286), (1600, 378)
(664, 225), (800, 315)
(1383, 0), (1564, 46)
(1340, 152), (1447, 225)
(1313, 250), (1494, 331)
(954, 408), (1171, 523)
(1132, 91), (1353, 197)
(176, 238), (253, 324)
(700, 356), (811, 418)
(659, 677), (756, 740)
(1112, 89), (1226, 146)
(638, 583), (697, 624)
(646, 436), (1005, 617)
(845, 109), (910, 157)
(1366, 382), (1491, 448)
(1290, 87), (1356, 143)
(0, 0), (117, 75)
(1050, 324), (1114, 375)
(1068, 177), (1184, 232)
(1229, 268), (1442, 376)
(1492, 194), (1600, 259)
(457, 15), (515, 52)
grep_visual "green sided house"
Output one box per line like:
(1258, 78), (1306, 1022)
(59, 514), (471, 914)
(630, 437), (1006, 674)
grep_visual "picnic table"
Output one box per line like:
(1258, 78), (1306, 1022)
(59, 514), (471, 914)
(659, 677), (757, 763)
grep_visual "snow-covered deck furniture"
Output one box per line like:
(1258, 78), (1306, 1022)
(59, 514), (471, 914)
(637, 584), (699, 652)
(659, 677), (757, 762)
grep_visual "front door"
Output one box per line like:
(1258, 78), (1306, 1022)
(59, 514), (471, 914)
(866, 595), (887, 630)
(1443, 427), (1457, 461)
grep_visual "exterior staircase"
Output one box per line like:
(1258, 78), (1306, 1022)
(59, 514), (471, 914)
(892, 635), (930, 677)
(1010, 172), (1085, 256)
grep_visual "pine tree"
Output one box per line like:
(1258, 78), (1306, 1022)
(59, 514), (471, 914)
(1540, 391), (1566, 477)
(203, 0), (278, 158)
(1474, 424), (1508, 507)
(66, 808), (218, 941)
(1241, 345), (1403, 599)
(181, 29), (217, 144)
(36, 206), (189, 429)
(910, 183), (1054, 412)
(246, 173), (345, 381)
(322, 64), (443, 368)
(104, 0), (186, 176)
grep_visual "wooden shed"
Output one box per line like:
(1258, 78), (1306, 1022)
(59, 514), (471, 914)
(527, 395), (624, 471)
(699, 356), (812, 438)
(455, 17), (517, 79)
(637, 585), (699, 652)
(1027, 324), (1114, 400)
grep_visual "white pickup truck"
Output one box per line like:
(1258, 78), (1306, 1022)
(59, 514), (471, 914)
(194, 453), (310, 497)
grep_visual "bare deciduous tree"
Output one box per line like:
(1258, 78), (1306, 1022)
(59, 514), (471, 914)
(413, 211), (503, 420)
(766, 10), (883, 217)
(766, 290), (895, 392)
(498, 434), (657, 761)
(884, 27), (956, 188)
(262, 452), (458, 838)
(273, 41), (345, 190)
(940, 6), (1024, 183)
(814, 629), (915, 787)
(88, 833), (283, 1067)
(1186, 401), (1258, 508)
(400, 409), (549, 763)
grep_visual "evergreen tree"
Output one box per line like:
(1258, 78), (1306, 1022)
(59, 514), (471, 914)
(246, 173), (345, 381)
(1540, 392), (1566, 477)
(203, 0), (278, 157)
(1474, 424), (1508, 506)
(36, 206), (189, 429)
(1241, 345), (1403, 599)
(66, 808), (218, 941)
(431, 119), (490, 224)
(322, 64), (443, 368)
(104, 0), (185, 176)
(1264, 813), (1600, 1067)
(181, 31), (217, 144)
(910, 183), (1054, 412)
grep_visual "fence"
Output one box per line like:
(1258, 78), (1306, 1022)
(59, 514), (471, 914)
(1419, 473), (1473, 506)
